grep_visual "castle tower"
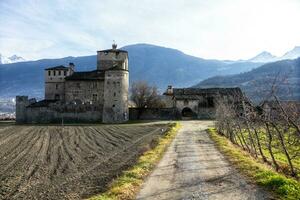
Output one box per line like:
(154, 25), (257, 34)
(16, 96), (29, 123)
(44, 63), (74, 101)
(98, 43), (129, 123)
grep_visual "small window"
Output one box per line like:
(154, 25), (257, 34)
(55, 84), (58, 90)
(48, 71), (51, 76)
(184, 99), (188, 106)
(112, 104), (115, 107)
(92, 94), (97, 101)
(53, 71), (56, 76)
(58, 71), (61, 76)
(113, 92), (116, 97)
(55, 94), (60, 100)
(64, 71), (67, 76)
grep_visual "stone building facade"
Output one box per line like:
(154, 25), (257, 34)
(16, 44), (129, 123)
(163, 86), (244, 119)
(129, 86), (244, 120)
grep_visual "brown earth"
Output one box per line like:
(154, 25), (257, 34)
(0, 123), (169, 200)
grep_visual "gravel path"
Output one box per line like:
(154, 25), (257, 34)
(136, 121), (273, 200)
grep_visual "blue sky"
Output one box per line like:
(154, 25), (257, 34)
(0, 0), (300, 60)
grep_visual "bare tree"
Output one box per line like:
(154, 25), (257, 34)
(214, 74), (299, 177)
(130, 81), (165, 108)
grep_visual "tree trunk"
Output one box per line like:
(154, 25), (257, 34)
(253, 126), (268, 162)
(271, 122), (297, 177)
(265, 122), (280, 171)
(237, 122), (251, 153)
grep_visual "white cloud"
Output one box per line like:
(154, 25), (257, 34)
(0, 0), (300, 60)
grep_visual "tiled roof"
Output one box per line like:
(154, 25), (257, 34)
(65, 70), (104, 81)
(173, 87), (242, 96)
(45, 65), (69, 70)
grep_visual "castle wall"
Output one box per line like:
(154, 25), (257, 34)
(102, 70), (129, 123)
(16, 96), (30, 123)
(22, 104), (103, 123)
(175, 99), (199, 113)
(129, 108), (179, 120)
(65, 80), (104, 105)
(45, 82), (65, 100)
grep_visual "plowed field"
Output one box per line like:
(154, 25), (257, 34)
(0, 123), (169, 199)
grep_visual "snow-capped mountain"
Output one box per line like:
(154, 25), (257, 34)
(248, 51), (278, 63)
(247, 46), (300, 63)
(0, 54), (25, 64)
(281, 46), (300, 60)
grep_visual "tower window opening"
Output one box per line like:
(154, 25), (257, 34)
(58, 71), (61, 76)
(92, 94), (97, 101)
(48, 71), (51, 76)
(112, 104), (115, 107)
(64, 71), (67, 76)
(53, 71), (56, 76)
(113, 92), (116, 97)
(55, 84), (58, 90)
(184, 99), (189, 106)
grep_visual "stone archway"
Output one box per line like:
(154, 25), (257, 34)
(181, 107), (194, 118)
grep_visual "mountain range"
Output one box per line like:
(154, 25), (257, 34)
(247, 46), (300, 63)
(0, 43), (299, 102)
(195, 58), (300, 101)
(0, 54), (25, 64)
(0, 43), (262, 99)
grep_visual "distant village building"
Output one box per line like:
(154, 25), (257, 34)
(16, 44), (129, 123)
(163, 86), (244, 119)
(129, 86), (244, 120)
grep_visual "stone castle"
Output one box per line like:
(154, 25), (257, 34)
(16, 43), (244, 123)
(16, 44), (129, 123)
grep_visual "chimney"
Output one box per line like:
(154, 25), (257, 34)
(68, 62), (75, 75)
(167, 85), (173, 95)
(69, 62), (75, 70)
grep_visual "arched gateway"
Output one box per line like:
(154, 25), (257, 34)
(181, 107), (195, 118)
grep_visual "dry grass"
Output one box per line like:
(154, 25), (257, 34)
(208, 128), (300, 200)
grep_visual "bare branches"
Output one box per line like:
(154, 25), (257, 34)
(215, 91), (299, 177)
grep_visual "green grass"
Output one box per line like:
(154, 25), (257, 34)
(208, 128), (300, 200)
(88, 122), (181, 200)
(233, 128), (300, 174)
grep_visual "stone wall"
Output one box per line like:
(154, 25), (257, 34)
(65, 80), (104, 105)
(16, 96), (30, 123)
(21, 104), (103, 123)
(129, 108), (179, 120)
(45, 82), (65, 100)
(97, 51), (128, 71)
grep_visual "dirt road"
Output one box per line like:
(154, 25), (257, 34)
(137, 121), (273, 200)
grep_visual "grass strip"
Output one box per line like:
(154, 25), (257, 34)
(88, 122), (181, 200)
(207, 128), (300, 200)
